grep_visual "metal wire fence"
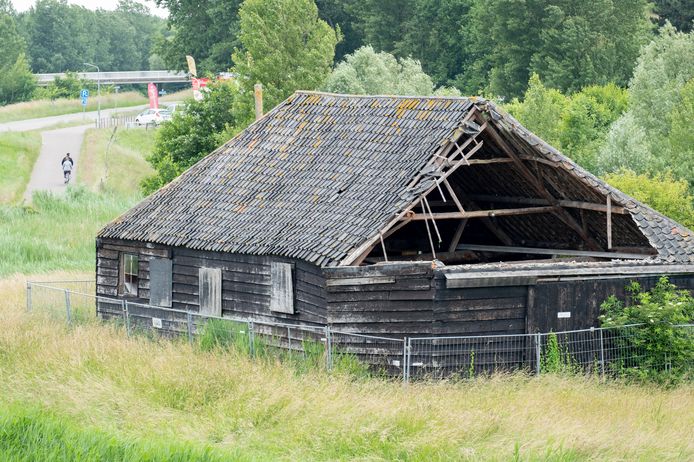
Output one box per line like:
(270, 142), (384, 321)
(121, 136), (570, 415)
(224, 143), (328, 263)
(26, 280), (693, 382)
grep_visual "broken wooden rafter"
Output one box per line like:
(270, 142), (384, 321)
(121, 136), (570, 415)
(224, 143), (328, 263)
(448, 219), (468, 253)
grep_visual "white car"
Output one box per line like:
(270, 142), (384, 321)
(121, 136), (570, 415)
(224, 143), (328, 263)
(135, 108), (172, 126)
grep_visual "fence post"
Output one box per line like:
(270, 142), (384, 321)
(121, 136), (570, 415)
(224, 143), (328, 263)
(248, 321), (255, 358)
(403, 338), (408, 383)
(599, 328), (605, 379)
(64, 289), (72, 325)
(535, 332), (542, 375)
(404, 338), (412, 383)
(325, 326), (333, 372)
(123, 300), (131, 337)
(187, 312), (194, 345)
(26, 282), (32, 312)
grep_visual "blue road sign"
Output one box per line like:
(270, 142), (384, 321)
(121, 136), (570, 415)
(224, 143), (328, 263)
(81, 96), (88, 106)
(80, 89), (89, 98)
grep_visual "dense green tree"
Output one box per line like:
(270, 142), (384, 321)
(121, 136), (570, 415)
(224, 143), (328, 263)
(0, 2), (34, 105)
(232, 0), (340, 110)
(463, 0), (653, 98)
(142, 81), (242, 194)
(654, 0), (693, 32)
(154, 0), (242, 73)
(316, 0), (362, 61)
(323, 45), (460, 96)
(505, 75), (627, 171)
(598, 26), (694, 184)
(0, 54), (36, 105)
(603, 170), (694, 229)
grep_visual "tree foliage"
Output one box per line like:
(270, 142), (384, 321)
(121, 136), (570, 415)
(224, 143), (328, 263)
(142, 82), (242, 194)
(505, 75), (627, 171)
(598, 26), (694, 186)
(0, 4), (34, 105)
(603, 169), (694, 229)
(154, 0), (241, 74)
(654, 0), (693, 32)
(232, 0), (340, 110)
(20, 0), (164, 73)
(463, 0), (653, 98)
(323, 45), (460, 96)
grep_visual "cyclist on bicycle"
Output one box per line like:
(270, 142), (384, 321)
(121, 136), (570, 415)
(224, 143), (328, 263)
(61, 153), (74, 183)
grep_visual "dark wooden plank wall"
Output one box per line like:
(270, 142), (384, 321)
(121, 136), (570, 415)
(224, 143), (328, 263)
(433, 276), (528, 335)
(324, 262), (435, 337)
(96, 239), (328, 325)
(96, 238), (171, 319)
(171, 247), (327, 325)
(527, 274), (694, 333)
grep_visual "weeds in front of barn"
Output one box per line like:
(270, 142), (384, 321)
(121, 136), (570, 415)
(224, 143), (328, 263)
(2, 273), (694, 461)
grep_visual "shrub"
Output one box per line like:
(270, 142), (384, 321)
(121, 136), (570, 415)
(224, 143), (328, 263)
(600, 277), (694, 382)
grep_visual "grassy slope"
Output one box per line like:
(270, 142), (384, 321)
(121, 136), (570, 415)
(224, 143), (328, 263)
(0, 190), (136, 277)
(0, 131), (41, 203)
(79, 128), (155, 195)
(0, 275), (693, 461)
(0, 89), (192, 124)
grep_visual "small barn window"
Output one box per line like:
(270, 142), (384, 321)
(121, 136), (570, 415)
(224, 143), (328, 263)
(149, 258), (172, 307)
(199, 267), (222, 316)
(120, 253), (139, 296)
(270, 262), (294, 314)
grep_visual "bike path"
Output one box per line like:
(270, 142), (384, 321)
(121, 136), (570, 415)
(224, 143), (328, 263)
(23, 124), (91, 202)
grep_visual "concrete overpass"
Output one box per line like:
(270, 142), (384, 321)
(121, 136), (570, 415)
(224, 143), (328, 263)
(34, 70), (190, 86)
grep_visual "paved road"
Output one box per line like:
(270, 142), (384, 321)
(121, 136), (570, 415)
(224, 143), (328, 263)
(0, 104), (148, 133)
(23, 125), (92, 202)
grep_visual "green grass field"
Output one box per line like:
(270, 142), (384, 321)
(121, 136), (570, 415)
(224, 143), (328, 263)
(0, 274), (693, 461)
(78, 128), (155, 195)
(0, 131), (42, 203)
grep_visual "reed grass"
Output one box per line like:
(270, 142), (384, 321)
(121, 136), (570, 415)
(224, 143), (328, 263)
(0, 189), (137, 277)
(0, 273), (692, 461)
(0, 131), (41, 203)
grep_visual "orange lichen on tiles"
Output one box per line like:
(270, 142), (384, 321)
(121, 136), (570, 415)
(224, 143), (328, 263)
(247, 138), (258, 149)
(236, 204), (247, 213)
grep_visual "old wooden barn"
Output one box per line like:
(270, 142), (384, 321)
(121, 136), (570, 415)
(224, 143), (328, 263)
(96, 91), (694, 338)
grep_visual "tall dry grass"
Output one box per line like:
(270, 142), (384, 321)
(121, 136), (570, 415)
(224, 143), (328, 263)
(1, 274), (693, 461)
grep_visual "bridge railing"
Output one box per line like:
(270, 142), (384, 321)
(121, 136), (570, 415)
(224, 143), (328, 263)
(35, 71), (189, 85)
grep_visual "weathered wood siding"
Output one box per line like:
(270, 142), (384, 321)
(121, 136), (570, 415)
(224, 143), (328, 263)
(527, 274), (694, 332)
(433, 275), (528, 335)
(96, 238), (328, 325)
(324, 262), (435, 337)
(96, 238), (171, 319)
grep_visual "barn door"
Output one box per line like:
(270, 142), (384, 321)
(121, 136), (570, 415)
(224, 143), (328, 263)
(526, 280), (606, 333)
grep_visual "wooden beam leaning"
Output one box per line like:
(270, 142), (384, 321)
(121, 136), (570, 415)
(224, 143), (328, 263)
(407, 206), (557, 220)
(480, 122), (603, 251)
(448, 219), (468, 253)
(341, 127), (485, 266)
(465, 194), (627, 214)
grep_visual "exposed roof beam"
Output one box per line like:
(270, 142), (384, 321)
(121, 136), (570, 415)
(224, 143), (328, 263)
(456, 243), (651, 260)
(466, 158), (514, 165)
(480, 121), (603, 251)
(407, 206), (557, 220)
(465, 194), (627, 214)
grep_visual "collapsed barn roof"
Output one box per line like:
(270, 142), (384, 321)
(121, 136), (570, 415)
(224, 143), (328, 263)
(99, 91), (694, 267)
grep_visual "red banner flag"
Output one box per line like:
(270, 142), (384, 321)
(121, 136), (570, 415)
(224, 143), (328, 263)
(147, 82), (159, 109)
